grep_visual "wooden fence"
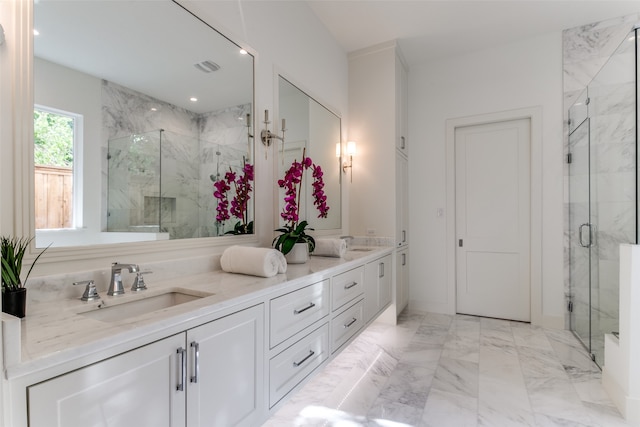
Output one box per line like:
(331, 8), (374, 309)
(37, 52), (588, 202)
(34, 165), (73, 229)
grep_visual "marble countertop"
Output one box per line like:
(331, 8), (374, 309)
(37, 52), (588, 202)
(4, 246), (393, 380)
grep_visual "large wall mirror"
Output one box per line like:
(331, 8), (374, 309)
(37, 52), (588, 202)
(278, 76), (341, 231)
(33, 0), (254, 248)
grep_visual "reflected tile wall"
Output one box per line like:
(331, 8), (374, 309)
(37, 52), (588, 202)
(198, 104), (252, 237)
(101, 81), (251, 238)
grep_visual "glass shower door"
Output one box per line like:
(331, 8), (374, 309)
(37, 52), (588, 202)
(587, 29), (637, 365)
(107, 131), (161, 232)
(568, 92), (591, 351)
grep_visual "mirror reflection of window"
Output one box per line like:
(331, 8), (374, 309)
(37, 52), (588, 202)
(33, 106), (82, 230)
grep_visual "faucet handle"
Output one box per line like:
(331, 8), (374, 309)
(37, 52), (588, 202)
(74, 280), (100, 301)
(131, 270), (152, 292)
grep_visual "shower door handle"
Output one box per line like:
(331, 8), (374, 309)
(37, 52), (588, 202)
(579, 223), (593, 248)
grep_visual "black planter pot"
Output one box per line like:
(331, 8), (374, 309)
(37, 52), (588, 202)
(2, 288), (27, 318)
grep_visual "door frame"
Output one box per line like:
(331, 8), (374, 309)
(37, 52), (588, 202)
(445, 107), (544, 325)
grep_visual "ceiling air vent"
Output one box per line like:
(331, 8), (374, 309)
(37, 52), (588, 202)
(193, 60), (220, 73)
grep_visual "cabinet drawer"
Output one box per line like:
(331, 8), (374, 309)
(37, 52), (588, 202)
(331, 299), (364, 353)
(332, 266), (364, 311)
(269, 323), (329, 407)
(270, 279), (330, 348)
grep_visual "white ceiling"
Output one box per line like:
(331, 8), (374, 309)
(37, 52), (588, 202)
(306, 1), (640, 66)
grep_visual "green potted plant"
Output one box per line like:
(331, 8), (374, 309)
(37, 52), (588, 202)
(1, 236), (48, 318)
(273, 148), (329, 264)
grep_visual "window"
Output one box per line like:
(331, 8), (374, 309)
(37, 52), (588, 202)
(33, 106), (83, 229)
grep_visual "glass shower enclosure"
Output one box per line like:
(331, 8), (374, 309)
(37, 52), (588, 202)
(107, 129), (251, 239)
(567, 27), (638, 367)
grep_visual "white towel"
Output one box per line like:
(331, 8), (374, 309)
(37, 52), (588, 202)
(312, 238), (347, 258)
(220, 246), (287, 278)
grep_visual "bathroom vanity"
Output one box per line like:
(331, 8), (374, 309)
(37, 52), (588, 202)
(1, 247), (394, 426)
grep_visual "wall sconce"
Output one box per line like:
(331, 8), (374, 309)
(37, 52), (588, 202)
(260, 109), (285, 159)
(342, 141), (356, 183)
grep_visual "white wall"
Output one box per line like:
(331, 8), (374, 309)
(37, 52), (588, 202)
(408, 32), (565, 324)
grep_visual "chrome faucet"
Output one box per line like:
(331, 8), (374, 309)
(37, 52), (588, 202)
(108, 262), (139, 296)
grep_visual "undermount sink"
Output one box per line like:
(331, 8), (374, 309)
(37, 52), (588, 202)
(350, 248), (373, 252)
(78, 290), (212, 322)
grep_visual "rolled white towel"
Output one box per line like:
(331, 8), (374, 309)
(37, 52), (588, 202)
(312, 238), (347, 258)
(220, 246), (287, 278)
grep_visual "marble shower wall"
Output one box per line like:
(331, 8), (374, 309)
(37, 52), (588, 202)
(563, 14), (639, 358)
(101, 81), (251, 238)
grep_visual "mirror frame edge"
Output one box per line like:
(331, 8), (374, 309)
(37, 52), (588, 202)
(13, 0), (259, 274)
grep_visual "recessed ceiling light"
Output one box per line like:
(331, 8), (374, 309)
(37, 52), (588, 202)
(150, 107), (158, 112)
(239, 49), (248, 55)
(190, 97), (198, 102)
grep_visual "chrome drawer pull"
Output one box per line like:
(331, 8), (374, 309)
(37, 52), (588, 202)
(293, 350), (315, 367)
(190, 341), (200, 383)
(294, 302), (316, 315)
(176, 347), (186, 391)
(344, 281), (358, 290)
(344, 317), (357, 328)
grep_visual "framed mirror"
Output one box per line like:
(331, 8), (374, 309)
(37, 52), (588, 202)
(278, 76), (342, 231)
(33, 0), (254, 248)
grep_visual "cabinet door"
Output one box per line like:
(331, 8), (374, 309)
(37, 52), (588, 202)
(396, 248), (409, 315)
(186, 304), (264, 427)
(395, 153), (409, 247)
(364, 255), (393, 323)
(395, 53), (408, 155)
(28, 334), (186, 427)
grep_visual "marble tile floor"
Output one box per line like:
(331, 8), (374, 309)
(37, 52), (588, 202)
(263, 310), (630, 427)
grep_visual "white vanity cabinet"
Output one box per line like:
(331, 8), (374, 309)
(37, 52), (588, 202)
(396, 248), (409, 315)
(331, 266), (364, 311)
(27, 304), (264, 427)
(331, 299), (365, 353)
(269, 323), (329, 407)
(267, 279), (331, 408)
(349, 42), (409, 319)
(269, 279), (330, 348)
(185, 304), (264, 427)
(28, 333), (186, 427)
(396, 153), (409, 248)
(395, 50), (408, 156)
(9, 249), (398, 427)
(364, 254), (393, 323)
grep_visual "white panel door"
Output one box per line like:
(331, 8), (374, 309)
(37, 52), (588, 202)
(455, 118), (531, 322)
